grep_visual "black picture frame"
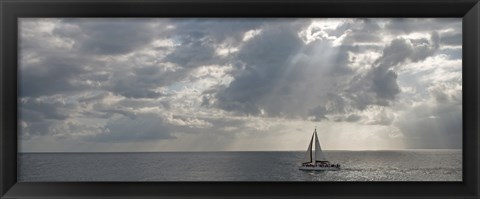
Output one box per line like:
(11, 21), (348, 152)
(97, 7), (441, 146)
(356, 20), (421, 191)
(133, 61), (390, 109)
(1, 0), (479, 198)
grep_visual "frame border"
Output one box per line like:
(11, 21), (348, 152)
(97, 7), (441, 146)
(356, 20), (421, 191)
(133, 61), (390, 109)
(1, 0), (479, 198)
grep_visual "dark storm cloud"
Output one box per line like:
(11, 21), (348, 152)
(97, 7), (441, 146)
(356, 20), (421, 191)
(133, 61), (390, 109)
(308, 105), (329, 121)
(346, 33), (440, 110)
(19, 20), (114, 98)
(21, 19), (187, 99)
(377, 33), (439, 67)
(19, 56), (90, 97)
(106, 65), (189, 99)
(56, 19), (157, 55)
(371, 67), (401, 100)
(163, 19), (270, 68)
(214, 23), (305, 116)
(20, 99), (73, 121)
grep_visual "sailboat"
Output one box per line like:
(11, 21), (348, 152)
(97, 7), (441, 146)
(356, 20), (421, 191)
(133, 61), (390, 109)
(299, 128), (340, 171)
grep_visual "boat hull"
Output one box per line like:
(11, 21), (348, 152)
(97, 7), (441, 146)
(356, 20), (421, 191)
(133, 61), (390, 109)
(298, 166), (340, 171)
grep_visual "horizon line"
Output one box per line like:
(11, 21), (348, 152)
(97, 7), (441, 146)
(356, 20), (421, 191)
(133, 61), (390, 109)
(18, 149), (463, 153)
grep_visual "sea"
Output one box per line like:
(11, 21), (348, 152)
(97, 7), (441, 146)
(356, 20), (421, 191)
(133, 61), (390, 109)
(18, 150), (462, 181)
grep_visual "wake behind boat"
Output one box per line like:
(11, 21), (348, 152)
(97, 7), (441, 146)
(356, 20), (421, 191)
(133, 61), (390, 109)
(299, 128), (340, 171)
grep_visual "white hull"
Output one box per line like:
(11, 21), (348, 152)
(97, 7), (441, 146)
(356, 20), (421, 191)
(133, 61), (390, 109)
(299, 166), (340, 171)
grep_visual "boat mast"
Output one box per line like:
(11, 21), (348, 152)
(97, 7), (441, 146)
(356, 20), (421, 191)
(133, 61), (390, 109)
(309, 133), (314, 163)
(312, 128), (316, 163)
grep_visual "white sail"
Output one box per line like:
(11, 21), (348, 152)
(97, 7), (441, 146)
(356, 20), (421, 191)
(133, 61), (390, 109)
(314, 129), (327, 161)
(303, 133), (314, 163)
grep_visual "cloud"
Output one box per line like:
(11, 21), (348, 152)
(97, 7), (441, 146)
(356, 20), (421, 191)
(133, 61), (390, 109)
(19, 55), (92, 97)
(20, 98), (71, 121)
(345, 114), (362, 122)
(163, 19), (269, 69)
(366, 109), (396, 125)
(394, 67), (462, 148)
(212, 19), (452, 137)
(385, 18), (461, 35)
(164, 41), (217, 68)
(396, 101), (461, 149)
(345, 32), (440, 109)
(378, 32), (439, 67)
(440, 33), (462, 46)
(213, 20), (361, 119)
(18, 18), (462, 151)
(214, 22), (306, 116)
(91, 104), (138, 120)
(371, 66), (401, 100)
(19, 120), (51, 138)
(56, 19), (158, 55)
(86, 113), (176, 142)
(308, 105), (328, 121)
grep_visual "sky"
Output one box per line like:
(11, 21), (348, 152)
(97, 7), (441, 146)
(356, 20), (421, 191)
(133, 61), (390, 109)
(18, 18), (462, 152)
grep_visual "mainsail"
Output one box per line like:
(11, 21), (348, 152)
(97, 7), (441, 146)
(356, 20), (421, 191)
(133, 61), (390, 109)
(303, 133), (314, 163)
(314, 129), (327, 162)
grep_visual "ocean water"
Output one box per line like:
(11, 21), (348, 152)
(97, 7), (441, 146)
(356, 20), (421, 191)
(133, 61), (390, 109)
(18, 150), (462, 181)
